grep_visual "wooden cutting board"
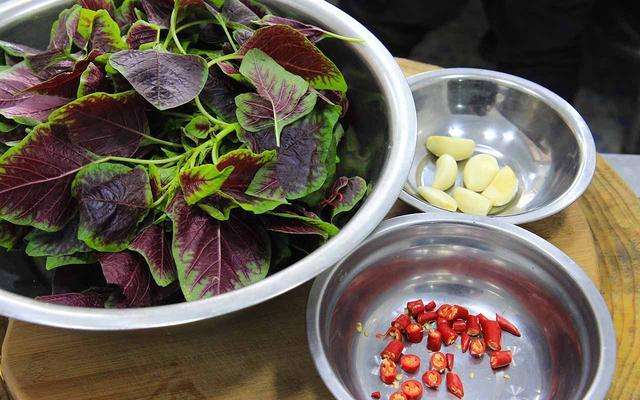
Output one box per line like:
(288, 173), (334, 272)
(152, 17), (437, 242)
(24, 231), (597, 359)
(0, 60), (638, 400)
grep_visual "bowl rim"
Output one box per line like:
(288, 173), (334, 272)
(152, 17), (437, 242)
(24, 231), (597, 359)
(0, 0), (417, 330)
(398, 67), (597, 225)
(307, 213), (615, 400)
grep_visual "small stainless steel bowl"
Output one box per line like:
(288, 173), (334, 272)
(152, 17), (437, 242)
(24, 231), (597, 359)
(400, 68), (596, 225)
(307, 214), (615, 400)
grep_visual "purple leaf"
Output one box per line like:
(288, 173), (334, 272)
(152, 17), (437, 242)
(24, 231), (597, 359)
(179, 164), (233, 205)
(0, 124), (92, 231)
(48, 7), (75, 51)
(73, 163), (152, 252)
(78, 0), (116, 16)
(126, 20), (160, 49)
(130, 224), (177, 287)
(141, 0), (174, 28)
(0, 40), (41, 58)
(0, 220), (29, 250)
(236, 49), (317, 145)
(239, 0), (270, 17)
(256, 15), (330, 43)
(99, 251), (154, 306)
(239, 25), (347, 92)
(109, 50), (209, 110)
(115, 0), (139, 28)
(27, 51), (101, 98)
(48, 91), (147, 157)
(222, 0), (258, 25)
(25, 217), (90, 256)
(37, 288), (115, 307)
(245, 105), (341, 200)
(90, 10), (128, 53)
(215, 149), (282, 213)
(26, 51), (74, 77)
(167, 194), (270, 301)
(198, 193), (236, 220)
(77, 62), (111, 97)
(320, 176), (367, 220)
(232, 28), (254, 46)
(261, 205), (338, 239)
(200, 65), (246, 121)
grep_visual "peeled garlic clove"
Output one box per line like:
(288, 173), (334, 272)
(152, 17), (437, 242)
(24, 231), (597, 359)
(463, 154), (499, 192)
(482, 166), (518, 206)
(432, 154), (458, 190)
(426, 136), (476, 161)
(417, 186), (457, 212)
(452, 187), (492, 216)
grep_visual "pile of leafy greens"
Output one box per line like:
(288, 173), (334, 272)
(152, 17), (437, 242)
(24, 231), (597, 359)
(0, 0), (367, 307)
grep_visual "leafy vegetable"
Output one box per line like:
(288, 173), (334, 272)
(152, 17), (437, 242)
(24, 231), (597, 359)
(0, 0), (368, 307)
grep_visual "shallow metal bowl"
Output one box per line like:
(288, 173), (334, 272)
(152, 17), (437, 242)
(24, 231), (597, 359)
(0, 0), (416, 329)
(308, 214), (615, 400)
(400, 69), (596, 224)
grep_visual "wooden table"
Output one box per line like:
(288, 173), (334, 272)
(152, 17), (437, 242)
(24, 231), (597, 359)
(0, 60), (638, 400)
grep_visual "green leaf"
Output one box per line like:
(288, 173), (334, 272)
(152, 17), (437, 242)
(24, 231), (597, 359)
(90, 9), (128, 53)
(0, 220), (28, 250)
(75, 8), (98, 49)
(179, 164), (234, 205)
(184, 114), (212, 140)
(236, 49), (316, 146)
(46, 253), (97, 270)
(73, 163), (152, 252)
(25, 217), (90, 256)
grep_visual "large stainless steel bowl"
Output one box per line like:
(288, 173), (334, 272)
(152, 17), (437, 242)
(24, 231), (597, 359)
(308, 214), (615, 400)
(0, 0), (416, 329)
(400, 69), (596, 224)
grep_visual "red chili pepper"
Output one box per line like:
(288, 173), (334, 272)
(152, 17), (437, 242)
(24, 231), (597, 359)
(446, 353), (454, 371)
(425, 300), (436, 311)
(460, 332), (471, 353)
(421, 370), (442, 389)
(379, 359), (398, 384)
(469, 337), (485, 357)
(466, 315), (481, 336)
(381, 339), (404, 362)
(401, 380), (423, 400)
(392, 314), (412, 331)
(496, 314), (521, 337)
(416, 311), (438, 325)
(406, 299), (425, 317)
(452, 319), (467, 333)
(371, 391), (381, 399)
(426, 329), (442, 352)
(385, 326), (404, 342)
(436, 317), (448, 326)
(446, 372), (464, 398)
(478, 314), (502, 351)
(436, 304), (452, 319)
(490, 350), (513, 369)
(400, 354), (421, 374)
(437, 320), (457, 346)
(389, 392), (408, 400)
(430, 351), (447, 373)
(405, 323), (424, 343)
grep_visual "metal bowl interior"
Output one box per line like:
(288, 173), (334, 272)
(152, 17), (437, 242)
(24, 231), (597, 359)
(0, 0), (416, 329)
(308, 214), (615, 400)
(400, 69), (596, 225)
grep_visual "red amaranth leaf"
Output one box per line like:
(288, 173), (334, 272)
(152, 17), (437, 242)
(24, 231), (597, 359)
(0, 221), (29, 250)
(0, 124), (92, 231)
(257, 15), (329, 43)
(179, 164), (233, 205)
(130, 224), (177, 287)
(320, 176), (367, 220)
(167, 194), (270, 301)
(48, 91), (147, 157)
(141, 0), (174, 28)
(77, 62), (111, 97)
(200, 65), (245, 121)
(27, 50), (101, 98)
(37, 288), (115, 307)
(126, 20), (160, 49)
(90, 10), (128, 53)
(78, 0), (115, 16)
(262, 205), (338, 239)
(239, 25), (347, 92)
(99, 251), (154, 306)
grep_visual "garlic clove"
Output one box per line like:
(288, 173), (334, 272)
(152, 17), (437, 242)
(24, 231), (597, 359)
(452, 187), (492, 216)
(432, 154), (458, 190)
(417, 186), (458, 212)
(426, 136), (476, 161)
(463, 154), (500, 192)
(482, 166), (518, 206)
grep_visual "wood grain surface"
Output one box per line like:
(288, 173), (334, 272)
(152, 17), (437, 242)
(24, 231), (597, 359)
(0, 60), (636, 400)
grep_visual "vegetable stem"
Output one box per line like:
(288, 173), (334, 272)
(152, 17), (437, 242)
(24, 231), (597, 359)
(211, 123), (238, 163)
(215, 13), (238, 52)
(206, 53), (243, 68)
(140, 133), (183, 149)
(194, 96), (233, 128)
(169, 6), (187, 54)
(175, 19), (213, 34)
(96, 153), (186, 165)
(324, 32), (365, 43)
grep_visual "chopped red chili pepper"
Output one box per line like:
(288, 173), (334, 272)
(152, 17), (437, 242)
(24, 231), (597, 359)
(466, 315), (481, 336)
(379, 359), (398, 384)
(405, 323), (424, 343)
(400, 354), (421, 374)
(401, 380), (423, 400)
(441, 305), (469, 321)
(426, 329), (442, 352)
(436, 304), (452, 319)
(478, 314), (502, 351)
(496, 314), (521, 337)
(385, 326), (404, 342)
(421, 369), (442, 389)
(416, 311), (438, 325)
(436, 316), (448, 326)
(490, 350), (513, 369)
(460, 332), (471, 353)
(437, 320), (457, 346)
(407, 299), (425, 317)
(452, 319), (467, 333)
(446, 353), (454, 371)
(469, 337), (485, 357)
(371, 391), (381, 399)
(392, 314), (412, 331)
(430, 351), (447, 373)
(425, 300), (436, 311)
(446, 372), (464, 398)
(389, 392), (408, 400)
(381, 339), (404, 362)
